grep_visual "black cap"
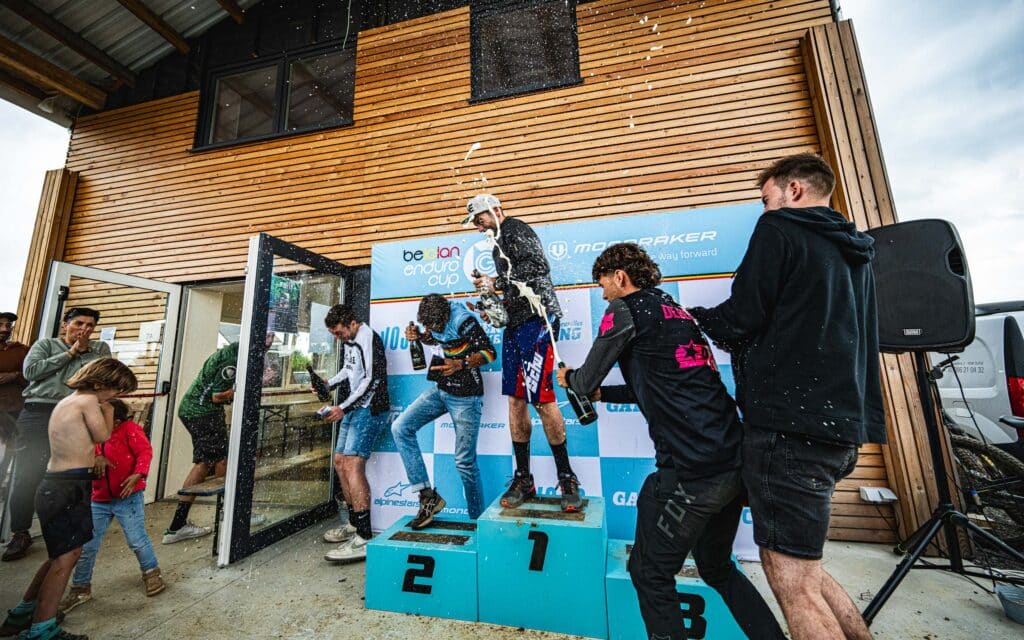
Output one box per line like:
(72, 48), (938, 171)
(0, 312), (16, 322)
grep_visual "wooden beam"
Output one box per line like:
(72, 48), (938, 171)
(0, 33), (105, 109)
(0, 67), (46, 100)
(116, 0), (190, 55)
(216, 0), (245, 24)
(0, 0), (137, 87)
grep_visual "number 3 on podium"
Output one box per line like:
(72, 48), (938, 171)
(679, 592), (707, 638)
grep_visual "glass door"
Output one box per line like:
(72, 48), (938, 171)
(39, 262), (182, 504)
(219, 234), (352, 565)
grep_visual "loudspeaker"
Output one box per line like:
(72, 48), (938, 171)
(867, 219), (974, 353)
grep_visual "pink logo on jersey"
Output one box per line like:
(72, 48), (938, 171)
(599, 313), (615, 336)
(675, 340), (718, 371)
(662, 304), (694, 321)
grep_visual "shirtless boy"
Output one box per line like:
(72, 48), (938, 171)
(0, 357), (137, 640)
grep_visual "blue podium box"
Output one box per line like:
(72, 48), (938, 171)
(365, 516), (479, 622)
(477, 495), (608, 639)
(605, 539), (748, 640)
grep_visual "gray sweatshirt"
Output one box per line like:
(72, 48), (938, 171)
(22, 337), (113, 404)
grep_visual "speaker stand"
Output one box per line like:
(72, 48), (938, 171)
(862, 352), (1024, 625)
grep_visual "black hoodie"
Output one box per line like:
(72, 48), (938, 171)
(689, 207), (886, 445)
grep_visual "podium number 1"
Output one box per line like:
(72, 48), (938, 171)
(527, 531), (548, 571)
(402, 554), (435, 594)
(678, 593), (707, 638)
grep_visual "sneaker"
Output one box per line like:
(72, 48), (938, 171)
(324, 534), (369, 563)
(500, 470), (536, 508)
(161, 522), (211, 545)
(322, 523), (357, 544)
(559, 473), (583, 512)
(1, 531), (32, 562)
(58, 585), (92, 614)
(142, 568), (166, 597)
(409, 488), (446, 530)
(0, 610), (65, 637)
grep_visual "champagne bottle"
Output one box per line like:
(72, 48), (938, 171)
(307, 364), (332, 402)
(559, 362), (597, 425)
(472, 269), (509, 328)
(409, 322), (427, 370)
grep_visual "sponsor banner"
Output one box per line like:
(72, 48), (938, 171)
(370, 204), (761, 300)
(367, 451), (428, 527)
(600, 457), (658, 540)
(368, 203), (759, 535)
(433, 453), (511, 518)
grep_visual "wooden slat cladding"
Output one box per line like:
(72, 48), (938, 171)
(63, 0), (833, 283)
(58, 0), (901, 542)
(802, 20), (944, 544)
(14, 169), (76, 344)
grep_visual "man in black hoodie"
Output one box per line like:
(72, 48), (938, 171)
(689, 154), (883, 640)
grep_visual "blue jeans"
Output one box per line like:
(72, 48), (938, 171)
(391, 388), (484, 519)
(72, 491), (158, 586)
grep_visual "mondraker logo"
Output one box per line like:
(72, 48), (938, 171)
(573, 231), (718, 254)
(547, 240), (569, 261)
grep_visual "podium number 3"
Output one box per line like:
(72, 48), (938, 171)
(527, 531), (548, 571)
(402, 554), (435, 594)
(678, 593), (707, 638)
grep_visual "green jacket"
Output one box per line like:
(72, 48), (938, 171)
(22, 337), (113, 404)
(178, 343), (240, 419)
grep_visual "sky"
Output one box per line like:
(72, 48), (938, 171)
(0, 0), (1020, 316)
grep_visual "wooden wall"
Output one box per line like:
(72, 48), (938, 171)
(52, 0), (906, 542)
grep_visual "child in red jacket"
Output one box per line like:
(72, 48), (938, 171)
(60, 399), (165, 613)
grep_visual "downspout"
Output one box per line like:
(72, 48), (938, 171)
(829, 0), (843, 22)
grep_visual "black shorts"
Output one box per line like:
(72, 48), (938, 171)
(741, 426), (858, 560)
(182, 412), (228, 464)
(35, 469), (94, 559)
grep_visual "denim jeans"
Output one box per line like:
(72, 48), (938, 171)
(73, 491), (158, 586)
(629, 467), (785, 640)
(391, 388), (484, 518)
(9, 404), (53, 532)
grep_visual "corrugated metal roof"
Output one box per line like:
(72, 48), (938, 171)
(0, 0), (263, 124)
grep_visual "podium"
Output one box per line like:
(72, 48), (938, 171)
(365, 516), (479, 622)
(477, 496), (608, 639)
(605, 539), (748, 640)
(366, 497), (749, 639)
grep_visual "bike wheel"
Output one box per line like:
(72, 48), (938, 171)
(951, 434), (1024, 549)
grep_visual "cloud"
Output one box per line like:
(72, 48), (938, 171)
(843, 0), (1024, 302)
(0, 105), (69, 312)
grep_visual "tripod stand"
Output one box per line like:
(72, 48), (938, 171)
(863, 351), (1024, 624)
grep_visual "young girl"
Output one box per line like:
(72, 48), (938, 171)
(60, 398), (165, 613)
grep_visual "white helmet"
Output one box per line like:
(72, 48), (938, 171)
(462, 194), (501, 225)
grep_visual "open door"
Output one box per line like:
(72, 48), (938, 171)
(219, 234), (354, 565)
(38, 262), (182, 504)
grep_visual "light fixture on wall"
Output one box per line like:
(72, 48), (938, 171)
(37, 94), (59, 113)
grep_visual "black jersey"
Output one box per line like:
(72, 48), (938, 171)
(566, 288), (742, 477)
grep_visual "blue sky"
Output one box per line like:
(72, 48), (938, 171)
(0, 0), (1020, 314)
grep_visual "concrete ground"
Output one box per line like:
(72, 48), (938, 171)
(1, 501), (1021, 639)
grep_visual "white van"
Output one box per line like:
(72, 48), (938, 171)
(930, 301), (1024, 461)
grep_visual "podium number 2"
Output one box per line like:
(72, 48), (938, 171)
(527, 531), (548, 571)
(678, 593), (707, 638)
(402, 554), (435, 594)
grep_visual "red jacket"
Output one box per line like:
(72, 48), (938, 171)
(93, 419), (152, 502)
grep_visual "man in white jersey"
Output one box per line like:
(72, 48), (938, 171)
(316, 304), (390, 563)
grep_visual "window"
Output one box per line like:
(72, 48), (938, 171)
(471, 0), (581, 102)
(198, 45), (356, 148)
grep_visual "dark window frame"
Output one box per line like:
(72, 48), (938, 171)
(469, 0), (582, 104)
(193, 39), (357, 151)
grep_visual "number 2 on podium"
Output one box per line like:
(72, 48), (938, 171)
(402, 554), (435, 594)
